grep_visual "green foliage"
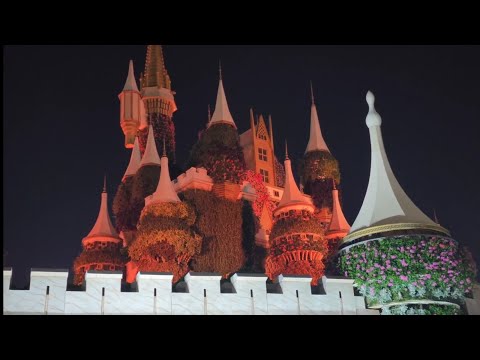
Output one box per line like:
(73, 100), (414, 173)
(182, 189), (246, 276)
(382, 303), (463, 315)
(270, 212), (325, 241)
(300, 150), (340, 184)
(338, 235), (477, 307)
(188, 124), (246, 184)
(112, 177), (135, 232)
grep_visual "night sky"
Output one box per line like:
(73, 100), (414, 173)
(4, 45), (480, 287)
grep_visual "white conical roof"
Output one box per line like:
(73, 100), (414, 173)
(149, 149), (180, 204)
(276, 143), (314, 212)
(84, 179), (119, 240)
(123, 137), (141, 181)
(328, 184), (350, 234)
(140, 125), (161, 167)
(208, 67), (236, 129)
(305, 85), (329, 153)
(346, 91), (446, 241)
(123, 60), (139, 92)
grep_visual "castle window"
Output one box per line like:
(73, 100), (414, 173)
(258, 148), (267, 161)
(274, 190), (280, 197)
(260, 169), (269, 183)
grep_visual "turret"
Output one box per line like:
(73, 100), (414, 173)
(208, 62), (237, 129)
(119, 60), (142, 148)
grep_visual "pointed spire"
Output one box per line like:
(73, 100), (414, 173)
(305, 84), (330, 154)
(123, 137), (142, 180)
(142, 45), (171, 90)
(123, 60), (139, 92)
(208, 64), (237, 129)
(149, 151), (181, 204)
(84, 178), (119, 241)
(276, 141), (314, 213)
(344, 91), (449, 243)
(268, 114), (275, 152)
(219, 59), (222, 80)
(139, 125), (161, 167)
(328, 179), (350, 237)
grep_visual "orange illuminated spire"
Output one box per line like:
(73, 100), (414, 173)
(327, 179), (350, 238)
(305, 82), (330, 154)
(148, 141), (180, 205)
(275, 141), (314, 214)
(123, 60), (139, 92)
(141, 45), (171, 90)
(123, 137), (141, 181)
(139, 125), (161, 167)
(83, 177), (120, 242)
(208, 61), (237, 129)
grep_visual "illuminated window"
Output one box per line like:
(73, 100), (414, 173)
(260, 169), (269, 183)
(258, 148), (267, 161)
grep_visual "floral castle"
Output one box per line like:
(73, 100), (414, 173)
(4, 45), (479, 315)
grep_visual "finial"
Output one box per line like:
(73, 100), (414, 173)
(332, 178), (337, 190)
(310, 80), (315, 104)
(162, 137), (167, 157)
(219, 60), (222, 80)
(365, 90), (382, 128)
(285, 140), (289, 160)
(103, 174), (107, 193)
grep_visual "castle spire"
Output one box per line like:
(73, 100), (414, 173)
(276, 141), (314, 214)
(84, 177), (119, 241)
(344, 91), (449, 243)
(123, 60), (139, 92)
(305, 83), (330, 154)
(142, 45), (171, 90)
(327, 179), (350, 238)
(208, 63), (237, 129)
(119, 60), (142, 148)
(123, 137), (141, 181)
(139, 125), (161, 167)
(148, 149), (180, 204)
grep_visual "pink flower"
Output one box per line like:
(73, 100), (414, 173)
(400, 275), (408, 281)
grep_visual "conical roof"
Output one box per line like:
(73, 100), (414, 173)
(208, 64), (236, 129)
(139, 125), (161, 167)
(344, 91), (449, 243)
(83, 178), (120, 242)
(123, 60), (139, 92)
(305, 83), (329, 153)
(123, 137), (141, 181)
(327, 182), (350, 236)
(149, 142), (180, 204)
(276, 142), (314, 214)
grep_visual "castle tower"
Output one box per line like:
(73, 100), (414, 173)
(139, 125), (161, 168)
(265, 143), (327, 285)
(118, 60), (144, 148)
(139, 45), (177, 164)
(335, 92), (477, 315)
(73, 177), (124, 285)
(301, 83), (340, 226)
(127, 143), (201, 283)
(239, 111), (279, 187)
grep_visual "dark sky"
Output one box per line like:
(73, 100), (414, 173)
(4, 45), (480, 287)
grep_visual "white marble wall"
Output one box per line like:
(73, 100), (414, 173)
(8, 269), (477, 315)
